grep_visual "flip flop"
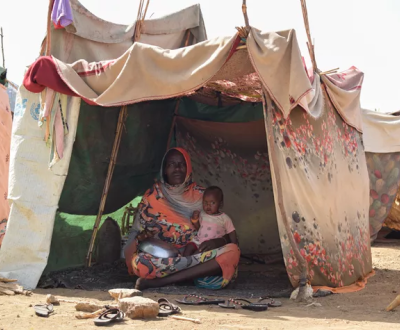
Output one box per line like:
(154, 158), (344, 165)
(158, 298), (181, 317)
(94, 308), (125, 326)
(34, 304), (54, 317)
(176, 294), (225, 305)
(258, 297), (282, 307)
(219, 298), (268, 311)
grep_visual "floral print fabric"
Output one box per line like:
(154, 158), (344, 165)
(175, 97), (373, 289)
(366, 152), (400, 240)
(0, 85), (12, 247)
(268, 99), (372, 288)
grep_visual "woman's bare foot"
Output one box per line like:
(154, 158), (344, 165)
(135, 278), (150, 290)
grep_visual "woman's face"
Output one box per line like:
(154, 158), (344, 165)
(164, 150), (187, 185)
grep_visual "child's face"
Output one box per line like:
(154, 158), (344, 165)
(203, 192), (221, 215)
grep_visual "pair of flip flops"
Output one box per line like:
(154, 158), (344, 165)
(175, 294), (282, 312)
(219, 298), (282, 312)
(34, 304), (54, 317)
(158, 298), (182, 317)
(176, 294), (225, 306)
(94, 308), (125, 326)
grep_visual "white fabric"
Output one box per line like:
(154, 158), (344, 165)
(51, 1), (207, 64)
(361, 109), (400, 153)
(321, 67), (364, 132)
(0, 87), (81, 289)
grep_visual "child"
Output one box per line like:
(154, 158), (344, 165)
(183, 186), (237, 256)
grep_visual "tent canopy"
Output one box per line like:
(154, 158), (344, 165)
(0, 2), (373, 293)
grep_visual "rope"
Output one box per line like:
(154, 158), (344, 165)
(133, 0), (150, 42)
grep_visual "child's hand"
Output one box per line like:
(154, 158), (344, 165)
(192, 210), (200, 220)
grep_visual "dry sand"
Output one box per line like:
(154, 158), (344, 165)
(1, 243), (400, 330)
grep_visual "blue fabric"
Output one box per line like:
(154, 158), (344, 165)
(194, 276), (224, 290)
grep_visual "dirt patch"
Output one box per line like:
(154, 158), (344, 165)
(1, 244), (400, 330)
(38, 258), (293, 298)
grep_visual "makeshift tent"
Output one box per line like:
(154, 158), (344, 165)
(0, 1), (373, 292)
(0, 67), (12, 247)
(362, 109), (400, 241)
(0, 67), (18, 113)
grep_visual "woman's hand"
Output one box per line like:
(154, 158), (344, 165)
(137, 230), (153, 242)
(198, 237), (227, 253)
(192, 210), (200, 220)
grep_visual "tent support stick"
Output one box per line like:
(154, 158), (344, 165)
(242, 0), (250, 30)
(46, 0), (54, 56)
(0, 27), (5, 68)
(85, 105), (128, 267)
(261, 89), (309, 301)
(300, 0), (317, 72)
(184, 29), (191, 47)
(166, 99), (181, 150)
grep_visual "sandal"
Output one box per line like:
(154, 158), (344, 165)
(219, 298), (268, 311)
(94, 308), (125, 326)
(34, 304), (54, 317)
(258, 297), (282, 307)
(158, 298), (181, 317)
(176, 294), (225, 305)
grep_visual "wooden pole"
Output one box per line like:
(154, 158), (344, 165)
(46, 0), (54, 56)
(242, 0), (250, 31)
(86, 0), (150, 267)
(300, 0), (317, 72)
(0, 27), (5, 68)
(85, 106), (128, 266)
(261, 89), (309, 301)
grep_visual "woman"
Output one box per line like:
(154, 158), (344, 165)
(124, 147), (240, 290)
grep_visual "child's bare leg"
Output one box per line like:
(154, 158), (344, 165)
(182, 243), (198, 257)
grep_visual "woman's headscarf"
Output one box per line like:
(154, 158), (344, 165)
(159, 148), (203, 219)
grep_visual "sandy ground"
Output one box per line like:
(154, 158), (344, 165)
(1, 243), (400, 330)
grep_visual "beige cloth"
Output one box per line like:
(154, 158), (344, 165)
(247, 29), (312, 117)
(51, 0), (207, 63)
(53, 28), (314, 115)
(361, 109), (400, 153)
(321, 67), (364, 132)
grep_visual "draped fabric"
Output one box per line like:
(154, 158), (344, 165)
(0, 85), (12, 247)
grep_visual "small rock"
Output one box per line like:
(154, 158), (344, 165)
(393, 291), (397, 294)
(306, 302), (322, 307)
(28, 304), (32, 307)
(119, 296), (158, 319)
(109, 289), (142, 300)
(17, 315), (20, 318)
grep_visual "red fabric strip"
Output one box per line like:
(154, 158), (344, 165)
(23, 56), (77, 96)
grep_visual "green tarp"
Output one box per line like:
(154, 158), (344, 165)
(47, 97), (264, 271)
